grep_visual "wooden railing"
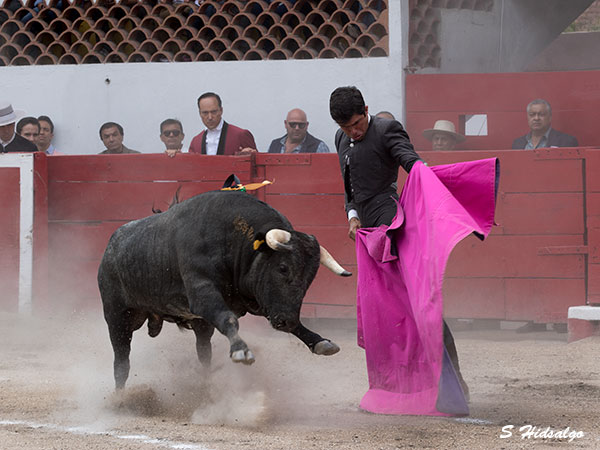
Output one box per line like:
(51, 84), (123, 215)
(2, 149), (598, 323)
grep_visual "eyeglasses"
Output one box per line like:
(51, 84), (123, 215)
(288, 122), (307, 129)
(162, 130), (181, 137)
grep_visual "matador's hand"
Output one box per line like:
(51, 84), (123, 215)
(348, 217), (361, 241)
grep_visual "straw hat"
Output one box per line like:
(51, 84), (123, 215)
(0, 102), (24, 127)
(423, 120), (465, 142)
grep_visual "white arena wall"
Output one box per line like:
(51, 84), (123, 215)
(0, 3), (408, 156)
(0, 4), (408, 312)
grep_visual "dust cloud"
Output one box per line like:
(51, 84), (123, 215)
(103, 315), (365, 428)
(0, 306), (365, 431)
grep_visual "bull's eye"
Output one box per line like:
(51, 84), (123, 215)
(279, 264), (288, 274)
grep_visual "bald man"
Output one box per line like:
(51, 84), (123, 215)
(267, 108), (330, 153)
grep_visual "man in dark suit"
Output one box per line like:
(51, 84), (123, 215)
(329, 86), (469, 400)
(512, 99), (578, 149)
(0, 103), (37, 153)
(329, 86), (422, 239)
(189, 92), (257, 155)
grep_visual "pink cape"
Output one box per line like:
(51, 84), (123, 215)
(355, 158), (499, 416)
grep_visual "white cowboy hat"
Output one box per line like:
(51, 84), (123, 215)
(423, 120), (465, 142)
(0, 102), (25, 127)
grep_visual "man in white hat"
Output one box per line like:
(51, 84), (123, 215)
(0, 102), (38, 153)
(423, 120), (465, 151)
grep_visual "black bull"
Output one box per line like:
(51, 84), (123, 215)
(98, 190), (351, 389)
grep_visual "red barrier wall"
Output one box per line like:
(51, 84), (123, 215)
(32, 153), (49, 312)
(406, 71), (600, 152)
(32, 149), (598, 324)
(0, 168), (21, 312)
(45, 154), (253, 310)
(420, 148), (590, 323)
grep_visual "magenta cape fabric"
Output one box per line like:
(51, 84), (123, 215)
(355, 158), (498, 416)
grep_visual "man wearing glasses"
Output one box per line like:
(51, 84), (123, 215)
(189, 92), (257, 155)
(267, 108), (330, 154)
(160, 118), (186, 158)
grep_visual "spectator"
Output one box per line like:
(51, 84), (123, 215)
(98, 122), (140, 154)
(21, 0), (64, 24)
(37, 115), (62, 155)
(375, 111), (395, 120)
(267, 108), (330, 154)
(423, 120), (465, 151)
(16, 116), (40, 145)
(189, 92), (257, 155)
(0, 102), (37, 153)
(512, 99), (578, 149)
(160, 118), (186, 158)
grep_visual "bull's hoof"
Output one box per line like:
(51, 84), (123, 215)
(231, 349), (255, 365)
(313, 339), (340, 356)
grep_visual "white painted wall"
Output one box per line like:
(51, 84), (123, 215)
(0, 2), (406, 155)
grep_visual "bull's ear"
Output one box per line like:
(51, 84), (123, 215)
(253, 228), (268, 252)
(253, 235), (267, 251)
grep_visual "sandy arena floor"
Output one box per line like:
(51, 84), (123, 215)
(0, 310), (598, 449)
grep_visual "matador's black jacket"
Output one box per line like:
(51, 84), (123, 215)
(334, 115), (421, 227)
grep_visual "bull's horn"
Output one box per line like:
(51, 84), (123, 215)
(265, 229), (292, 251)
(320, 246), (352, 277)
